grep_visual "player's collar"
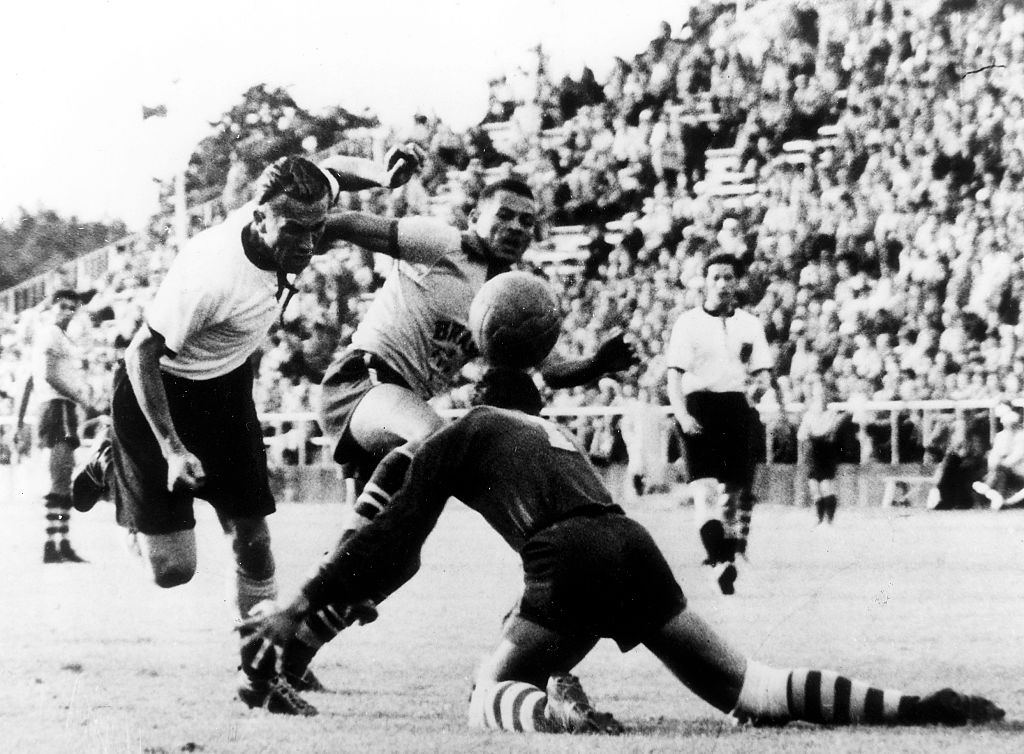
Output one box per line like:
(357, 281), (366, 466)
(703, 304), (736, 318)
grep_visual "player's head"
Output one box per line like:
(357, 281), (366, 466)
(251, 156), (331, 274)
(472, 179), (536, 264)
(50, 289), (81, 328)
(471, 367), (543, 416)
(702, 253), (743, 311)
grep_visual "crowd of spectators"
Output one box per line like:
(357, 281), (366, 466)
(4, 0), (1024, 470)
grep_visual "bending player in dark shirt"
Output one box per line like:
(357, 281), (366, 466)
(242, 369), (1004, 733)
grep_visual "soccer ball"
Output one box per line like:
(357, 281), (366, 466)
(469, 272), (562, 369)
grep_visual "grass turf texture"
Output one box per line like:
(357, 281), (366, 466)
(2, 464), (1023, 753)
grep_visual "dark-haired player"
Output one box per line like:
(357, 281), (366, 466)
(667, 253), (772, 595)
(297, 180), (636, 687)
(17, 288), (102, 563)
(243, 368), (1003, 734)
(72, 151), (420, 715)
(319, 178), (635, 495)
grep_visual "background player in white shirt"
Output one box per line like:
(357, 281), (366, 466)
(17, 289), (103, 563)
(666, 253), (772, 595)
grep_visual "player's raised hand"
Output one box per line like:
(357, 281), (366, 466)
(166, 448), (206, 492)
(593, 330), (639, 374)
(384, 143), (426, 188)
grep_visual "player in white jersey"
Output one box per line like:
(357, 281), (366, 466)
(666, 253), (772, 595)
(70, 150), (421, 715)
(16, 289), (102, 563)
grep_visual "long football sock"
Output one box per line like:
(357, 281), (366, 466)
(235, 572), (278, 679)
(468, 680), (549, 732)
(44, 493), (72, 543)
(735, 662), (917, 725)
(737, 490), (755, 551)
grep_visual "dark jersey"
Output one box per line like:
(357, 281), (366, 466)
(303, 406), (623, 609)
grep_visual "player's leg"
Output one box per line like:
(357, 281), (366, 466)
(71, 422), (112, 513)
(223, 513), (317, 716)
(808, 478), (824, 523)
(44, 439), (85, 562)
(819, 478), (837, 523)
(469, 616), (620, 734)
(645, 607), (1004, 726)
(280, 439), (426, 688)
(135, 530), (197, 587)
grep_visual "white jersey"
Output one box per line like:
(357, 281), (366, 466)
(666, 307), (772, 393)
(146, 204), (282, 380)
(32, 323), (80, 403)
(351, 216), (496, 399)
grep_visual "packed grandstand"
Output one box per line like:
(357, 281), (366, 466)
(1, 0), (1022, 469)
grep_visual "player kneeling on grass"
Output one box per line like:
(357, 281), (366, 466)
(242, 369), (1005, 733)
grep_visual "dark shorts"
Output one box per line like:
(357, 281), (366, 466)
(806, 437), (840, 481)
(511, 512), (686, 652)
(682, 391), (758, 487)
(110, 362), (275, 535)
(37, 399), (80, 449)
(319, 349), (413, 479)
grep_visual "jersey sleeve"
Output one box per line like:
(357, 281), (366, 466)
(666, 315), (694, 371)
(748, 317), (773, 373)
(144, 257), (218, 356)
(37, 325), (64, 357)
(395, 217), (462, 265)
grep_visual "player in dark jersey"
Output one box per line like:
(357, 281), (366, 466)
(242, 369), (1003, 733)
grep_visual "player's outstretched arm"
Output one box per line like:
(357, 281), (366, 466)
(319, 143), (426, 194)
(540, 330), (638, 389)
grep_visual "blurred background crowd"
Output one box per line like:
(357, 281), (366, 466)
(3, 0), (1023, 474)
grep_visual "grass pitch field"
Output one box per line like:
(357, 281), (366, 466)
(3, 462), (1023, 753)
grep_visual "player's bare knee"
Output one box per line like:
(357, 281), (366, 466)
(151, 561), (195, 588)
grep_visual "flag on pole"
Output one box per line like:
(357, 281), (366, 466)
(142, 104), (168, 120)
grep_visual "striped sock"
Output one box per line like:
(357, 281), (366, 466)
(736, 662), (916, 726)
(738, 490), (755, 546)
(468, 681), (549, 732)
(44, 493), (71, 543)
(353, 445), (414, 522)
(787, 668), (912, 724)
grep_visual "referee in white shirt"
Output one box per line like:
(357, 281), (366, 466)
(666, 253), (772, 595)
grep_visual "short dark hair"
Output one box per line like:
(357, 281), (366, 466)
(254, 156), (330, 206)
(479, 178), (534, 204)
(471, 368), (543, 416)
(703, 253), (744, 277)
(51, 289), (81, 305)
